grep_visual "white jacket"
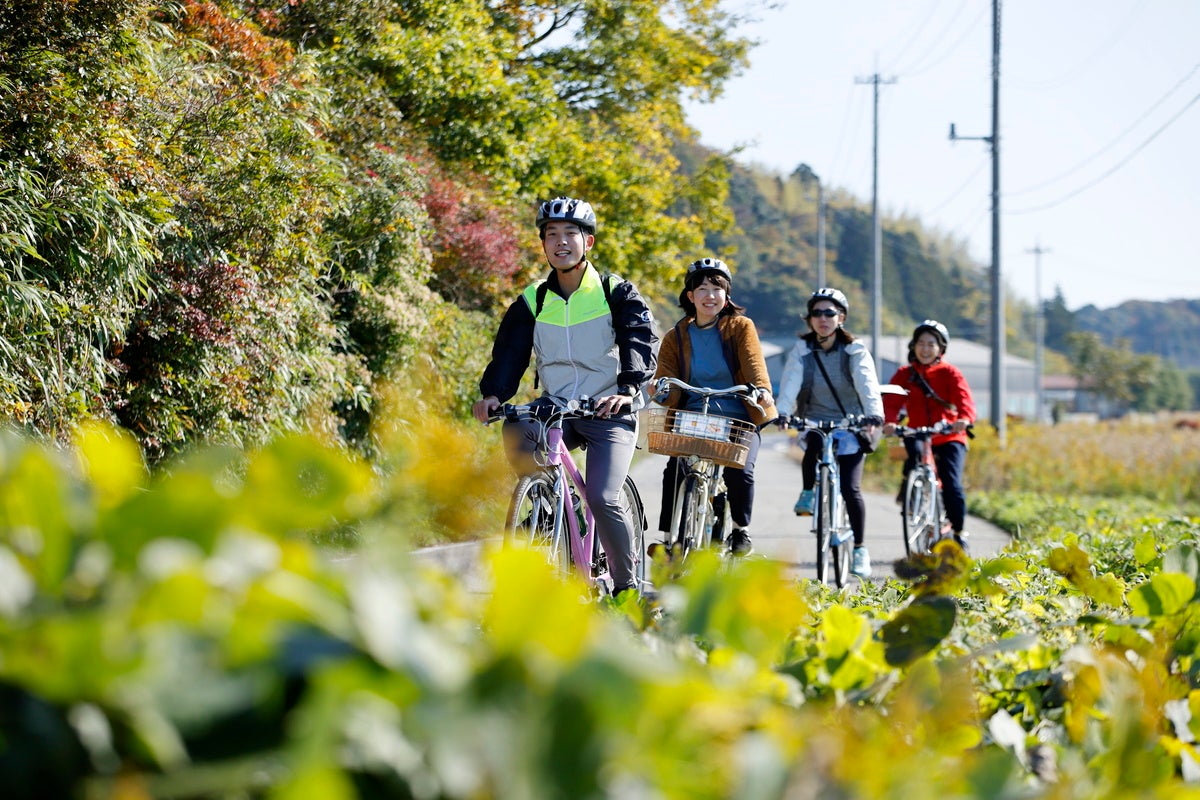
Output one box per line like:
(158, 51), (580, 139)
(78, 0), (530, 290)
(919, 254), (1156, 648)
(777, 338), (884, 419)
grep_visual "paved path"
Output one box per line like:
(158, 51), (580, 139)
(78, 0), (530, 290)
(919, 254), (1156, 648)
(629, 429), (1011, 583)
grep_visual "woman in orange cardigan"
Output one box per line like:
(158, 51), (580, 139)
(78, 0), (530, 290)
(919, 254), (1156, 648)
(653, 258), (777, 556)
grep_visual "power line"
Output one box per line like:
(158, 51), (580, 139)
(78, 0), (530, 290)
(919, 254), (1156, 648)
(894, 2), (988, 78)
(925, 156), (990, 217)
(1007, 89), (1200, 214)
(882, 0), (950, 74)
(1006, 0), (1149, 91)
(1006, 59), (1200, 198)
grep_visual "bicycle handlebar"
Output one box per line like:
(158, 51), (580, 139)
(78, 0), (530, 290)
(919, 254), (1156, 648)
(888, 420), (976, 439)
(652, 377), (767, 412)
(485, 397), (601, 425)
(776, 414), (882, 432)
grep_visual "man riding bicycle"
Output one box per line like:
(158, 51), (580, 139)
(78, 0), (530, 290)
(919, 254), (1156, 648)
(472, 197), (658, 598)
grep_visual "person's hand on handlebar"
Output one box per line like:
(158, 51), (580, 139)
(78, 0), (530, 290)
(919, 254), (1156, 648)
(473, 396), (500, 423)
(595, 392), (632, 418)
(951, 419), (971, 434)
(882, 422), (898, 436)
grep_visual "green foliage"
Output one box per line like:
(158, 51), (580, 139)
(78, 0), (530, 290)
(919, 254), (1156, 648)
(2, 426), (1200, 795)
(1068, 331), (1194, 414)
(1075, 298), (1200, 372)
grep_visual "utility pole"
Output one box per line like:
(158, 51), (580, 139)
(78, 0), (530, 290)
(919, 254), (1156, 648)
(856, 72), (896, 366)
(949, 0), (1002, 443)
(1027, 242), (1051, 423)
(816, 179), (826, 288)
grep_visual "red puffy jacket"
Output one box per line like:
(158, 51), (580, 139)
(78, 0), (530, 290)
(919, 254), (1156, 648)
(883, 360), (976, 447)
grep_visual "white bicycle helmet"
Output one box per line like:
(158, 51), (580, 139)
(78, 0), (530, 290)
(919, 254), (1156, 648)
(808, 287), (849, 315)
(913, 319), (950, 349)
(536, 196), (597, 235)
(686, 257), (733, 284)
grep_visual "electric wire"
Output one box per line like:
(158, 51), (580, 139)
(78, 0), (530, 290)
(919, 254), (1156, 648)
(1007, 0), (1149, 91)
(894, 2), (987, 79)
(1007, 89), (1200, 214)
(879, 0), (946, 76)
(1005, 59), (1200, 198)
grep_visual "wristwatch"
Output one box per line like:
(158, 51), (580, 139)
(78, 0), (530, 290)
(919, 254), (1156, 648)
(618, 384), (639, 398)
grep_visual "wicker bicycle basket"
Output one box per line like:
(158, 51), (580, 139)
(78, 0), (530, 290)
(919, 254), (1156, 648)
(645, 407), (755, 468)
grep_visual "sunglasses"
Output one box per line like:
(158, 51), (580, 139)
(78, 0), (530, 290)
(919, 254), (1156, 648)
(809, 308), (840, 318)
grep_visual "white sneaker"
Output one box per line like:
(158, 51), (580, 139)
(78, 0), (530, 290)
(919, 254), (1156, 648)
(851, 546), (872, 578)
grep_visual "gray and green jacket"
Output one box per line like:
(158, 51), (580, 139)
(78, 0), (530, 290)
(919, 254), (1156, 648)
(479, 263), (658, 410)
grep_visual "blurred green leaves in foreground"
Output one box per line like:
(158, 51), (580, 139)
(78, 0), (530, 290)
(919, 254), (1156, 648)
(2, 423), (1200, 798)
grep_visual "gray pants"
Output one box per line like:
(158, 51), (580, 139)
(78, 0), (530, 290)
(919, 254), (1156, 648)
(505, 416), (639, 591)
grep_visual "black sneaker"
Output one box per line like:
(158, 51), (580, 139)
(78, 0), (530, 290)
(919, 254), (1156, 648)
(954, 531), (971, 554)
(727, 529), (753, 557)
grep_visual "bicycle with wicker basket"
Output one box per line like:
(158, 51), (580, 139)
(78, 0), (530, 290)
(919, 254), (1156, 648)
(645, 377), (765, 560)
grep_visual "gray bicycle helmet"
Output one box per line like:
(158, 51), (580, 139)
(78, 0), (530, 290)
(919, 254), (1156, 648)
(536, 196), (597, 235)
(686, 257), (733, 285)
(808, 287), (849, 315)
(913, 319), (950, 350)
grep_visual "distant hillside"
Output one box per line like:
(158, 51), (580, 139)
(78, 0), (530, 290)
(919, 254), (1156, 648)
(1074, 299), (1200, 371)
(690, 151), (994, 342)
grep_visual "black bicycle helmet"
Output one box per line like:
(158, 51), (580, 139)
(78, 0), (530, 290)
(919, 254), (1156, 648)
(808, 287), (849, 315)
(536, 196), (597, 235)
(913, 319), (950, 350)
(686, 257), (733, 285)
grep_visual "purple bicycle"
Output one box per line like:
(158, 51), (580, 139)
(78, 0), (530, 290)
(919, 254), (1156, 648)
(490, 398), (647, 595)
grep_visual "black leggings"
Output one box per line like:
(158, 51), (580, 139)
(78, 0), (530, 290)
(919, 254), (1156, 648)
(801, 434), (867, 546)
(902, 439), (967, 533)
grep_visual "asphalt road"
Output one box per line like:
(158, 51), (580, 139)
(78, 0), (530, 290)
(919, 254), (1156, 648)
(630, 428), (1011, 583)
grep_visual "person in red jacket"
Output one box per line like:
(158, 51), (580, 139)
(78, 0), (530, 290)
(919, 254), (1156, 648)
(882, 320), (976, 549)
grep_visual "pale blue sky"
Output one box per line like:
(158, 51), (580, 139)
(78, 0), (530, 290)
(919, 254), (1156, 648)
(685, 0), (1200, 310)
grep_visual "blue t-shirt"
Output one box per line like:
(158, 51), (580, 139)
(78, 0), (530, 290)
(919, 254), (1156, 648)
(685, 324), (750, 421)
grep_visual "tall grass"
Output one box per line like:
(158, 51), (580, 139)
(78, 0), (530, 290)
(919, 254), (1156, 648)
(866, 417), (1200, 508)
(968, 417), (1200, 506)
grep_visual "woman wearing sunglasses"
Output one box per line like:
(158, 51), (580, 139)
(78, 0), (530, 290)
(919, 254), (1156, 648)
(777, 288), (884, 578)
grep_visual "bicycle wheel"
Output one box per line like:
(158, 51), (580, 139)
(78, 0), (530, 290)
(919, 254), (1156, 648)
(672, 473), (708, 559)
(619, 475), (648, 589)
(505, 473), (570, 573)
(901, 469), (936, 556)
(831, 503), (852, 588)
(814, 470), (835, 585)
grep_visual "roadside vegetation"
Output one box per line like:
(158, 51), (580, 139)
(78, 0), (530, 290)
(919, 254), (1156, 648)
(1, 405), (1199, 796)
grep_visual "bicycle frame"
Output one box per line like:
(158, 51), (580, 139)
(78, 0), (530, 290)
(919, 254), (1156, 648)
(892, 422), (953, 556)
(496, 400), (646, 594)
(809, 425), (853, 587)
(540, 423), (597, 576)
(782, 415), (870, 588)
